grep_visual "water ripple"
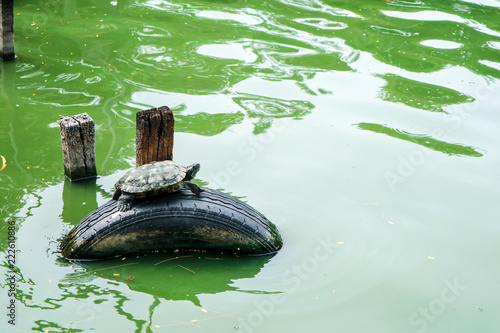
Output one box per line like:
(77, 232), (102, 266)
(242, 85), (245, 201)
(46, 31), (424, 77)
(356, 123), (484, 157)
(382, 10), (468, 23)
(197, 43), (258, 62)
(295, 18), (348, 31)
(196, 10), (263, 25)
(420, 39), (463, 49)
(279, 0), (363, 19)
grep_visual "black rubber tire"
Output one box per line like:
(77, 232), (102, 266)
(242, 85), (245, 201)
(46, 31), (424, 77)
(60, 188), (282, 260)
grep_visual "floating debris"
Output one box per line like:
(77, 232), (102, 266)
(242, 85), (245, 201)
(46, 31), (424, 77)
(0, 155), (6, 172)
(178, 265), (196, 274)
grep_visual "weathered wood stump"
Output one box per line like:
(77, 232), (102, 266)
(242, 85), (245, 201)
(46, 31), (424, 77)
(0, 0), (15, 61)
(136, 106), (174, 166)
(58, 113), (97, 181)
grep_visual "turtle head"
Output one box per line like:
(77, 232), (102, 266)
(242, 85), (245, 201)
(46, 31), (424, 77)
(185, 163), (201, 180)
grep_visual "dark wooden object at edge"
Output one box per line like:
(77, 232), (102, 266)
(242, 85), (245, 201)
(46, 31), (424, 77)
(0, 0), (15, 60)
(136, 106), (174, 167)
(58, 113), (97, 181)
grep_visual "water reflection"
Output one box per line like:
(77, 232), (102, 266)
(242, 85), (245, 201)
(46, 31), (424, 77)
(234, 95), (314, 133)
(57, 253), (277, 330)
(356, 122), (483, 157)
(378, 73), (474, 113)
(64, 254), (276, 305)
(175, 112), (245, 136)
(61, 178), (100, 224)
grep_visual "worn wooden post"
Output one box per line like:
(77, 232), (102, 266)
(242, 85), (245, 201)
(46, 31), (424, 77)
(58, 113), (97, 181)
(0, 0), (15, 61)
(136, 106), (174, 167)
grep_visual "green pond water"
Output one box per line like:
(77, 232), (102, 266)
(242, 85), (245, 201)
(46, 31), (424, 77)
(1, 0), (500, 332)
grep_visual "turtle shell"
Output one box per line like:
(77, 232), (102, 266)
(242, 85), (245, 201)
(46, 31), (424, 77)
(115, 160), (187, 196)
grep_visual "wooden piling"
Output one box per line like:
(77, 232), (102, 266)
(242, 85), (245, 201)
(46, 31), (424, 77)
(58, 113), (97, 181)
(0, 0), (15, 61)
(136, 106), (174, 167)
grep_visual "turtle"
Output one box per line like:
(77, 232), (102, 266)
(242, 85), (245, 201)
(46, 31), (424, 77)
(113, 160), (203, 212)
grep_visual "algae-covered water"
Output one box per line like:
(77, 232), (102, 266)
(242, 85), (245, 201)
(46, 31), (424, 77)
(1, 0), (500, 332)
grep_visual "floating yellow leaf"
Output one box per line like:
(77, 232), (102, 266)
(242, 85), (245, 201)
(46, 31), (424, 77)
(336, 241), (344, 245)
(427, 256), (436, 260)
(191, 319), (199, 323)
(0, 155), (6, 172)
(388, 221), (394, 225)
(201, 308), (208, 313)
(154, 325), (160, 328)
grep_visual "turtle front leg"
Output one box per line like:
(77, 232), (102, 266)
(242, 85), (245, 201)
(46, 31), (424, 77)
(117, 193), (135, 212)
(184, 181), (204, 195)
(112, 189), (122, 200)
